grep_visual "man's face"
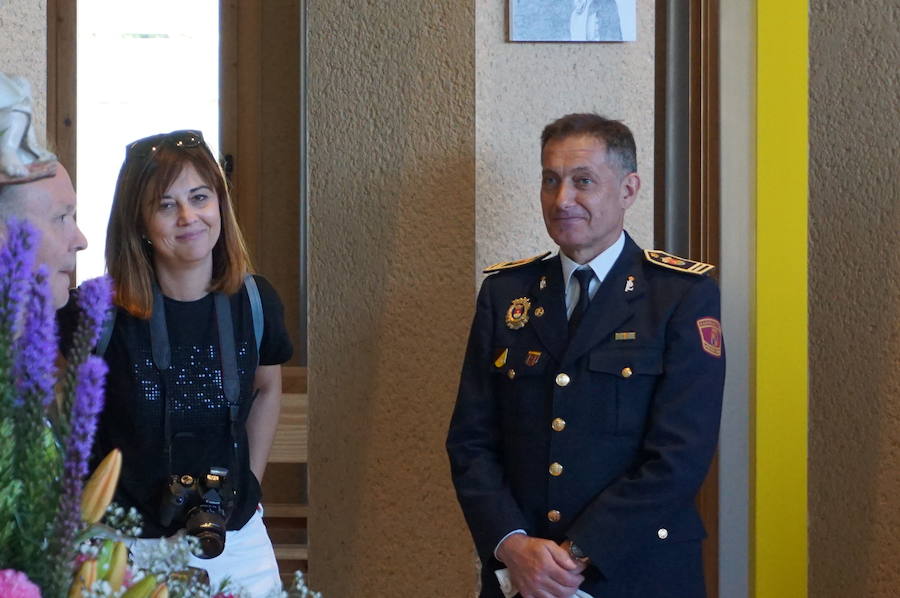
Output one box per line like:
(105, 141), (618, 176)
(540, 134), (640, 263)
(19, 165), (88, 308)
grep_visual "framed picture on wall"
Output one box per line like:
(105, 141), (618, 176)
(509, 0), (637, 42)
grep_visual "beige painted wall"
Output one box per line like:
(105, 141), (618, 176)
(0, 0), (47, 139)
(475, 1), (655, 271)
(809, 2), (900, 596)
(308, 2), (655, 596)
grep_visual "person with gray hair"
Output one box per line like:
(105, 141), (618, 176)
(0, 164), (88, 308)
(0, 73), (87, 308)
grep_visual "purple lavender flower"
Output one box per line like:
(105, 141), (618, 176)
(63, 355), (107, 494)
(0, 219), (37, 342)
(14, 265), (57, 408)
(9, 266), (59, 565)
(59, 275), (112, 439)
(52, 356), (108, 558)
(75, 275), (112, 349)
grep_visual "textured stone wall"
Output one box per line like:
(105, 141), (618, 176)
(809, 2), (900, 596)
(306, 2), (477, 595)
(0, 0), (47, 138)
(475, 1), (655, 272)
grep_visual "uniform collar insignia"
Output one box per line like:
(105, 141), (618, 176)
(484, 251), (552, 274)
(644, 249), (715, 275)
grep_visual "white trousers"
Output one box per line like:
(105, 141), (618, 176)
(129, 505), (282, 597)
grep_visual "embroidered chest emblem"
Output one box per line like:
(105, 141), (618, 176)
(505, 297), (532, 330)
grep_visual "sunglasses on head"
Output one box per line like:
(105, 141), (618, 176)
(127, 129), (205, 157)
(125, 129), (208, 178)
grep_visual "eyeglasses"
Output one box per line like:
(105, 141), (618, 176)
(125, 129), (208, 181)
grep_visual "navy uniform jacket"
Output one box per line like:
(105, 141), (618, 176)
(447, 234), (725, 598)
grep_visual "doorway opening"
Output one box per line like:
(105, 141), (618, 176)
(73, 0), (220, 283)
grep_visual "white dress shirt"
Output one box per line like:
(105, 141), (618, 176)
(559, 231), (626, 318)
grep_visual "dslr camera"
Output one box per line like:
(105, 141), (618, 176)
(159, 466), (234, 558)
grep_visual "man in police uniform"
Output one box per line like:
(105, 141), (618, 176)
(447, 113), (725, 598)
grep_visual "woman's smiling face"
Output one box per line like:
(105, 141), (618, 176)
(143, 162), (221, 272)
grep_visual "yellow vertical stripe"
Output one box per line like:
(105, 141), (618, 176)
(755, 2), (808, 598)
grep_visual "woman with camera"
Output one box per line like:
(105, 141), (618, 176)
(73, 130), (292, 595)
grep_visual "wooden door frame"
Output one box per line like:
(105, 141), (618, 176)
(655, 0), (720, 262)
(46, 0), (77, 186)
(220, 0), (261, 260)
(655, 1), (721, 596)
(220, 0), (308, 367)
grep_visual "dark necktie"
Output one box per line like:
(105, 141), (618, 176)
(568, 267), (594, 336)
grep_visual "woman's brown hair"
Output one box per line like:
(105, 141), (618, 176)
(106, 132), (252, 318)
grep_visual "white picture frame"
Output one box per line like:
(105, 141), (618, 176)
(509, 0), (637, 42)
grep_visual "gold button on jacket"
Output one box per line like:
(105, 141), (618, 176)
(555, 373), (570, 386)
(551, 417), (566, 432)
(549, 462), (563, 476)
(547, 510), (561, 522)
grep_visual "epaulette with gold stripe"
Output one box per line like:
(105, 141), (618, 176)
(644, 249), (715, 275)
(483, 251), (551, 274)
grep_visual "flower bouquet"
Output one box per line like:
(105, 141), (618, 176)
(0, 218), (111, 597)
(0, 220), (321, 598)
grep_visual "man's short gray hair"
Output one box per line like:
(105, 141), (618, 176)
(541, 113), (638, 175)
(0, 183), (27, 220)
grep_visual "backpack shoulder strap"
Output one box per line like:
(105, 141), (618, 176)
(94, 307), (117, 356)
(244, 274), (264, 359)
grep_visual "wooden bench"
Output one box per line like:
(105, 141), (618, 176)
(262, 367), (309, 581)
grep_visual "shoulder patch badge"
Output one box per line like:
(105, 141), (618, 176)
(696, 317), (723, 357)
(484, 251), (551, 274)
(644, 250), (715, 275)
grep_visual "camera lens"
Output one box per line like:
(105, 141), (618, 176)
(186, 508), (227, 559)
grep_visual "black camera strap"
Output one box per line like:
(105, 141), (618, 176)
(213, 291), (243, 469)
(150, 283), (175, 475)
(150, 283), (242, 486)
